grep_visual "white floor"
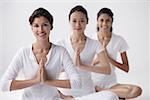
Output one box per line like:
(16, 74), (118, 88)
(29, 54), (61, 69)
(0, 90), (149, 100)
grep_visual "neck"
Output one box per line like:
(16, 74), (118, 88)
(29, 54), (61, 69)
(34, 40), (51, 50)
(70, 32), (86, 41)
(98, 31), (112, 37)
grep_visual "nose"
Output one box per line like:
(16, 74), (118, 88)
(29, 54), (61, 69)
(76, 21), (81, 27)
(102, 21), (107, 25)
(39, 26), (44, 32)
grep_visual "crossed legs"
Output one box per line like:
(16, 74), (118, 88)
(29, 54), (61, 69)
(96, 84), (142, 99)
(59, 90), (119, 100)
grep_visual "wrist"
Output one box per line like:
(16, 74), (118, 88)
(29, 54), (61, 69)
(79, 63), (85, 69)
(33, 78), (40, 85)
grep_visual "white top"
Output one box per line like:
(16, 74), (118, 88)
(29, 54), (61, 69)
(0, 44), (81, 100)
(91, 33), (129, 85)
(57, 37), (102, 97)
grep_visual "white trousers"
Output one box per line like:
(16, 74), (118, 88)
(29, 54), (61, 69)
(75, 90), (119, 100)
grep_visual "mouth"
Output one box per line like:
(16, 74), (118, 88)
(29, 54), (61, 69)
(38, 33), (46, 37)
(101, 26), (108, 29)
(75, 28), (82, 31)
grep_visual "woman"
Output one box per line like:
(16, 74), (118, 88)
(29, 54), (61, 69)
(57, 5), (119, 100)
(0, 7), (81, 100)
(91, 7), (142, 99)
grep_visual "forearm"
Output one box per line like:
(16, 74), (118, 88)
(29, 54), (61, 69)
(45, 80), (71, 88)
(109, 57), (129, 72)
(80, 63), (111, 74)
(10, 79), (38, 91)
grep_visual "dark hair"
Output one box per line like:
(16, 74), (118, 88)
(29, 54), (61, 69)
(29, 7), (53, 30)
(97, 8), (114, 32)
(68, 5), (89, 23)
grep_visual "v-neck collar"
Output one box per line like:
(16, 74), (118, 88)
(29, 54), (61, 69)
(97, 33), (113, 49)
(29, 44), (53, 67)
(68, 36), (89, 55)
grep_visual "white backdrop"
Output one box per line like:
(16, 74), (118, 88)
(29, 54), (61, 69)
(0, 0), (149, 99)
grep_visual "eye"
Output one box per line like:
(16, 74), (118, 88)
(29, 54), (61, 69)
(43, 23), (49, 27)
(81, 20), (85, 22)
(33, 24), (39, 28)
(100, 19), (104, 22)
(72, 20), (77, 23)
(106, 19), (110, 22)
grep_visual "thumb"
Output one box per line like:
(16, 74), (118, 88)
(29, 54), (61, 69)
(39, 58), (44, 67)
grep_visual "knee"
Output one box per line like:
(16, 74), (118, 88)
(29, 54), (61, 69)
(128, 86), (142, 98)
(101, 91), (119, 100)
(133, 86), (142, 97)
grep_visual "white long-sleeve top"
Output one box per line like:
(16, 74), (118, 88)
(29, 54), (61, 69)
(0, 44), (81, 100)
(57, 37), (103, 97)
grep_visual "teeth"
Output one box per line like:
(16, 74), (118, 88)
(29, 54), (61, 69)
(102, 26), (107, 28)
(38, 33), (45, 37)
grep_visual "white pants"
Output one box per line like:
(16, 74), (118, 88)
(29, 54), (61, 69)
(75, 90), (119, 100)
(58, 72), (95, 97)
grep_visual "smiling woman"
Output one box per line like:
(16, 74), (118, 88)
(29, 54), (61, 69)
(0, 7), (81, 100)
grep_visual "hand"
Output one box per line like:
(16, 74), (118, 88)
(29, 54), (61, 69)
(34, 67), (41, 84)
(99, 36), (110, 50)
(74, 48), (84, 69)
(39, 59), (47, 83)
(101, 40), (108, 51)
(92, 57), (100, 66)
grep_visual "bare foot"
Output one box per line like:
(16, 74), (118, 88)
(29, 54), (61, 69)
(63, 96), (75, 100)
(95, 86), (106, 92)
(58, 90), (74, 100)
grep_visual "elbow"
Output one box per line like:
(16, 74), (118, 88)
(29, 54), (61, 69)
(106, 67), (111, 75)
(71, 75), (82, 89)
(0, 80), (13, 92)
(77, 77), (82, 89)
(125, 68), (129, 73)
(124, 65), (129, 73)
(101, 66), (111, 75)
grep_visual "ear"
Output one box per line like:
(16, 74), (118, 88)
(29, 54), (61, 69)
(50, 25), (53, 30)
(97, 24), (99, 31)
(86, 18), (89, 24)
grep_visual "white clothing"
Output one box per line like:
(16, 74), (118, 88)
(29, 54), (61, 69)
(0, 44), (81, 100)
(91, 33), (129, 88)
(75, 90), (119, 100)
(57, 37), (103, 97)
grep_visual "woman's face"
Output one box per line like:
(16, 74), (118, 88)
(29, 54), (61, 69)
(69, 11), (88, 34)
(31, 16), (51, 41)
(97, 13), (112, 33)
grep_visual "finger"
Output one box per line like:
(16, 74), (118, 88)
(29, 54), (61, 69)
(94, 61), (99, 65)
(39, 59), (45, 68)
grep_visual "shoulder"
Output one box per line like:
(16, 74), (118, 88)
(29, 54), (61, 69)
(87, 37), (100, 46)
(112, 33), (125, 41)
(55, 37), (68, 47)
(16, 45), (31, 54)
(52, 43), (66, 52)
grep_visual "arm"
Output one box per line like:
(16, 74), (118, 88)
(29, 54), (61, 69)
(62, 49), (81, 89)
(45, 80), (71, 88)
(108, 51), (129, 72)
(75, 50), (111, 74)
(10, 59), (42, 91)
(40, 55), (71, 88)
(0, 48), (40, 91)
(10, 79), (39, 91)
(10, 53), (49, 91)
(42, 49), (81, 89)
